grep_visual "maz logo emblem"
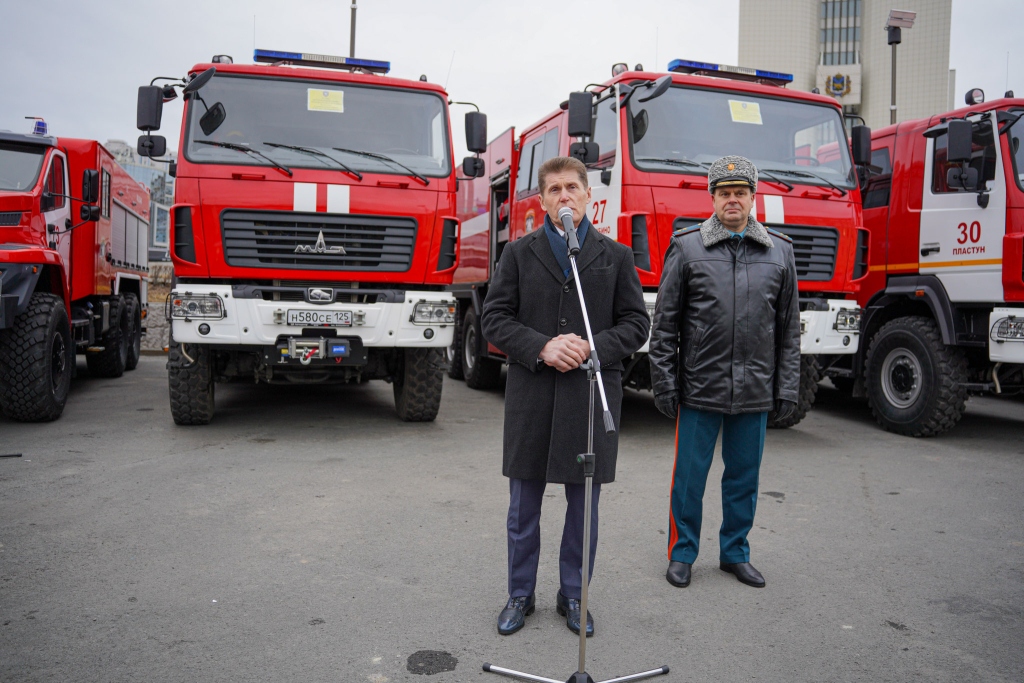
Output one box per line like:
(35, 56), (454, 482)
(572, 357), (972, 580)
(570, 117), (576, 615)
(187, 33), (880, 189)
(295, 230), (346, 255)
(308, 288), (334, 303)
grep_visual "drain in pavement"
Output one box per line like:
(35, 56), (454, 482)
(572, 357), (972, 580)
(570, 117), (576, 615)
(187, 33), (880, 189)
(406, 650), (457, 675)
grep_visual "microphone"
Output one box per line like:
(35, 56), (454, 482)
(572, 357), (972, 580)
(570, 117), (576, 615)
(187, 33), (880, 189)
(558, 206), (580, 256)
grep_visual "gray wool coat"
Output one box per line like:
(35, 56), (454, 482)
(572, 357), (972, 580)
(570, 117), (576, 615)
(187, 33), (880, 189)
(481, 224), (649, 484)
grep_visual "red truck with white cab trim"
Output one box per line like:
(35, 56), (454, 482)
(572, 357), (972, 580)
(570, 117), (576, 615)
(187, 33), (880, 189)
(449, 60), (873, 428)
(840, 89), (1024, 436)
(0, 122), (150, 421)
(135, 50), (486, 424)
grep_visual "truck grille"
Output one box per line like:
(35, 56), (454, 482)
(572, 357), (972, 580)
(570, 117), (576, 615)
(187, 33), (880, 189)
(221, 210), (417, 272)
(766, 224), (839, 282)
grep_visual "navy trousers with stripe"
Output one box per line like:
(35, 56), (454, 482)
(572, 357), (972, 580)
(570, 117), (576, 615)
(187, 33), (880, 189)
(668, 406), (767, 564)
(507, 478), (600, 600)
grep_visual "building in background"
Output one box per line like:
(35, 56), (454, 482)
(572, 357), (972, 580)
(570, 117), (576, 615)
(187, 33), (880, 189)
(738, 0), (952, 129)
(104, 139), (175, 263)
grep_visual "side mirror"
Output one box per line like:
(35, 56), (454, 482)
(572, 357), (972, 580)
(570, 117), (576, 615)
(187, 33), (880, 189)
(82, 169), (100, 204)
(567, 91), (594, 138)
(569, 141), (599, 164)
(137, 85), (164, 131)
(184, 67), (216, 95)
(946, 119), (973, 162)
(637, 75), (672, 103)
(465, 112), (487, 154)
(199, 102), (227, 136)
(462, 156), (485, 177)
(947, 165), (979, 191)
(79, 204), (100, 222)
(850, 125), (872, 166)
(137, 134), (167, 158)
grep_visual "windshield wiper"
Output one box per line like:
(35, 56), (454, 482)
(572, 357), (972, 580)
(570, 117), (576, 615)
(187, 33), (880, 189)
(755, 168), (794, 192)
(637, 157), (709, 169)
(760, 167), (846, 196)
(332, 147), (429, 186)
(263, 142), (362, 180)
(194, 140), (292, 177)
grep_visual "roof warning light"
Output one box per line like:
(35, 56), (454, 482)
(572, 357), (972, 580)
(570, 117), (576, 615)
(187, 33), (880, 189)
(254, 49), (390, 74)
(668, 59), (793, 87)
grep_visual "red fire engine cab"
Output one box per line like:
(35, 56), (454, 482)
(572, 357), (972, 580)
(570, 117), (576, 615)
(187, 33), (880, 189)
(0, 121), (150, 421)
(449, 60), (872, 428)
(841, 89), (1024, 436)
(135, 51), (486, 425)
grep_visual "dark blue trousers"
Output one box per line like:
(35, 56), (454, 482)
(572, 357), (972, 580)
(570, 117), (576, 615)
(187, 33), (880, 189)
(668, 406), (767, 564)
(507, 478), (600, 599)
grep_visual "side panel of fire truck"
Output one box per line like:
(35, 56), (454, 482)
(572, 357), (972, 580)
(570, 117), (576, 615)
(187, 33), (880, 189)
(853, 100), (1024, 437)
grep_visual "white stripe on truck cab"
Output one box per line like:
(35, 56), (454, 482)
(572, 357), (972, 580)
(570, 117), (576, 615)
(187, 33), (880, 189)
(326, 185), (350, 214)
(293, 182), (317, 212)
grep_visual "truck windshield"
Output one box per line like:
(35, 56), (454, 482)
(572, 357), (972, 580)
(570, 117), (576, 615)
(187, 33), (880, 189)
(0, 143), (47, 191)
(184, 74), (451, 178)
(629, 86), (856, 190)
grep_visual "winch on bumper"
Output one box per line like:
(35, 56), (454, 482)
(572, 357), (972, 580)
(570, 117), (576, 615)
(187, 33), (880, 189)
(799, 299), (860, 355)
(167, 284), (456, 366)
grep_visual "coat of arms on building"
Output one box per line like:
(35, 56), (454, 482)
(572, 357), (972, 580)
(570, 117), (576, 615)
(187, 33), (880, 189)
(825, 73), (852, 98)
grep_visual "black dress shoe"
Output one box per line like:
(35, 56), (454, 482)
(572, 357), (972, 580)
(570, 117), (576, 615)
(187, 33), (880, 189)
(666, 561), (691, 587)
(720, 561), (765, 587)
(497, 594), (535, 635)
(556, 590), (594, 636)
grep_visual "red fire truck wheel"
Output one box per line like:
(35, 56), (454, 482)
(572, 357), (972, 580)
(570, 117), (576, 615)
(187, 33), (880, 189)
(0, 293), (73, 422)
(864, 316), (968, 437)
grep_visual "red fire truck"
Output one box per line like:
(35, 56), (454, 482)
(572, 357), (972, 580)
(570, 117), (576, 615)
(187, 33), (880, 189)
(448, 60), (872, 427)
(837, 89), (1024, 436)
(0, 123), (150, 421)
(135, 51), (486, 425)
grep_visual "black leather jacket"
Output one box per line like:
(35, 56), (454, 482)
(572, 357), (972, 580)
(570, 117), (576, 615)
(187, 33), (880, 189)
(648, 215), (801, 414)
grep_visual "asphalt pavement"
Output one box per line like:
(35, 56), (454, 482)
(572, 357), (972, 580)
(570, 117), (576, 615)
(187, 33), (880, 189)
(1, 356), (1022, 682)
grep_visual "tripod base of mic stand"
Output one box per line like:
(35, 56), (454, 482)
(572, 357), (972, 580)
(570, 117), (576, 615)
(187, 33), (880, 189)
(483, 662), (668, 683)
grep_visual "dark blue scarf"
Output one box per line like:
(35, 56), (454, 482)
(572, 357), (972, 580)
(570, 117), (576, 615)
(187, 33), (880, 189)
(544, 213), (590, 279)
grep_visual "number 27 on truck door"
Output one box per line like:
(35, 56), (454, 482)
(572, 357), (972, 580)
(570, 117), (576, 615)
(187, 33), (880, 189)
(591, 200), (607, 225)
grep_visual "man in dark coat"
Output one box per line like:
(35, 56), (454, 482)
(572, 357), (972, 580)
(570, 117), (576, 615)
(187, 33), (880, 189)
(481, 156), (649, 636)
(649, 155), (801, 590)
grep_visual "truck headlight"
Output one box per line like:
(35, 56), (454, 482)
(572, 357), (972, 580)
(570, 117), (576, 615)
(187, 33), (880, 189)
(411, 301), (456, 325)
(170, 294), (225, 320)
(992, 316), (1024, 342)
(834, 308), (861, 332)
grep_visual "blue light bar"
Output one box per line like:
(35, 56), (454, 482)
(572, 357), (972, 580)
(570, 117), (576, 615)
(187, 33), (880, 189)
(668, 59), (793, 87)
(253, 49), (390, 74)
(32, 120), (48, 136)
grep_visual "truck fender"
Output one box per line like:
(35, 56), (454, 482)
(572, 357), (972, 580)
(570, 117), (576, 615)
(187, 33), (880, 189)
(880, 274), (957, 345)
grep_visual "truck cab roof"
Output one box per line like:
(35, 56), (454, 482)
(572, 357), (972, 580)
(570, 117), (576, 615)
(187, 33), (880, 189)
(187, 61), (450, 97)
(0, 131), (57, 148)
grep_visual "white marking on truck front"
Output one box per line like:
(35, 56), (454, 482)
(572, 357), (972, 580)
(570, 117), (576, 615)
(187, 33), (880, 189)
(293, 183), (317, 212)
(764, 195), (785, 224)
(326, 184), (350, 214)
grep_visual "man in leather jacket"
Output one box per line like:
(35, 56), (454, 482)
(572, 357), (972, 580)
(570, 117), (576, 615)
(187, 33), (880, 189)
(648, 155), (800, 589)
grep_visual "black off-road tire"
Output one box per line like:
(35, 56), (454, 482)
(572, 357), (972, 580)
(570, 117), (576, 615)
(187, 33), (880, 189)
(767, 355), (820, 429)
(462, 309), (501, 390)
(865, 316), (968, 437)
(0, 293), (73, 422)
(86, 295), (128, 378)
(446, 311), (465, 380)
(393, 347), (444, 422)
(167, 337), (215, 425)
(124, 293), (142, 371)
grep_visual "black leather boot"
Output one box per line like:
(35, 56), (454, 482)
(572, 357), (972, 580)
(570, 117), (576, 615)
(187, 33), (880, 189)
(720, 562), (765, 587)
(666, 561), (691, 587)
(497, 594), (535, 635)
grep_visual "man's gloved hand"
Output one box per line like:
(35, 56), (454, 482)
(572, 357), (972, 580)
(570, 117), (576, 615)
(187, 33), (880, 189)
(655, 391), (680, 419)
(772, 399), (797, 422)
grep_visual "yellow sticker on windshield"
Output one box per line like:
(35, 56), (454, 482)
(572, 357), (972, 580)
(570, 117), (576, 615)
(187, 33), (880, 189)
(308, 88), (344, 113)
(728, 100), (762, 125)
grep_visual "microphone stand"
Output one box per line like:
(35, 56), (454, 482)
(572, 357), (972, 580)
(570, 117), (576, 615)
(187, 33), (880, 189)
(483, 220), (669, 683)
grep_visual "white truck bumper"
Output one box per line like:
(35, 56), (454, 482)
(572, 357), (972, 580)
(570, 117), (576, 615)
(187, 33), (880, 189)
(988, 307), (1024, 363)
(800, 300), (860, 355)
(169, 284), (456, 348)
(637, 294), (860, 356)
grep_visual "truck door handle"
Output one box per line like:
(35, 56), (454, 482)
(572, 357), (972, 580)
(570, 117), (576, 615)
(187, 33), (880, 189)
(920, 245), (940, 256)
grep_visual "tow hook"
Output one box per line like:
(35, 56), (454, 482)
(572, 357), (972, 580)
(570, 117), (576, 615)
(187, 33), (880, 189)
(300, 348), (316, 365)
(286, 337), (327, 365)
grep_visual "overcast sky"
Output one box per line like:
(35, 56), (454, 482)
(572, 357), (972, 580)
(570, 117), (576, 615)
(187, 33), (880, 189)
(1, 0), (1020, 162)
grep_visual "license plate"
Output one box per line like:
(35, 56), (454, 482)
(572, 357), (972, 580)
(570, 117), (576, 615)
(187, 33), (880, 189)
(287, 309), (352, 326)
